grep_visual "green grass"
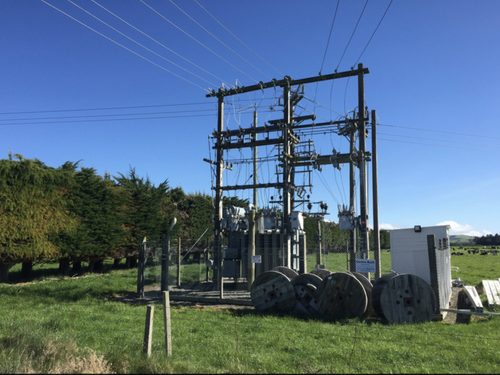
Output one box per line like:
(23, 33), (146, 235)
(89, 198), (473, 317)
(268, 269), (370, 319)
(449, 246), (500, 286)
(1, 253), (500, 373)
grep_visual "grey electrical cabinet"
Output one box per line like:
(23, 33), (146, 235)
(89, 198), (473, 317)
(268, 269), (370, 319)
(222, 260), (240, 278)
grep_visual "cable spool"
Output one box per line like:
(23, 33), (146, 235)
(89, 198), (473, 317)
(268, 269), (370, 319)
(272, 266), (299, 280)
(250, 270), (296, 313)
(351, 272), (375, 318)
(291, 272), (323, 315)
(309, 268), (332, 280)
(371, 273), (437, 324)
(316, 272), (368, 319)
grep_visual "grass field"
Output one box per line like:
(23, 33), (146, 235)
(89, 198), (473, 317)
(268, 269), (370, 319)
(1, 250), (500, 373)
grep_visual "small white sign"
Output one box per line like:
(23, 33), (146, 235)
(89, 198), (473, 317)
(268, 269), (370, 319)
(355, 259), (376, 273)
(251, 255), (262, 264)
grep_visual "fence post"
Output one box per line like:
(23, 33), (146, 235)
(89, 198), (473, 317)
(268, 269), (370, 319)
(143, 305), (154, 357)
(163, 291), (172, 356)
(177, 237), (181, 287)
(206, 237), (210, 282)
(137, 237), (146, 298)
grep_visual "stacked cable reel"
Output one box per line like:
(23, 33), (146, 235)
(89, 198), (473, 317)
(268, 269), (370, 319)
(250, 267), (437, 324)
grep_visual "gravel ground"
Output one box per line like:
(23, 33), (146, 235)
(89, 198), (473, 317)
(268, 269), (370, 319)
(109, 281), (254, 310)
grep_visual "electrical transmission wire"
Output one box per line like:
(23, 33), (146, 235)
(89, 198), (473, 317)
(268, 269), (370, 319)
(66, 0), (219, 89)
(194, 0), (284, 78)
(336, 0), (369, 71)
(90, 0), (232, 88)
(140, 0), (259, 84)
(377, 137), (482, 151)
(319, 0), (340, 75)
(0, 108), (218, 123)
(378, 123), (500, 140)
(352, 0), (394, 67)
(40, 0), (208, 92)
(0, 102), (210, 115)
(169, 0), (272, 80)
(0, 113), (216, 127)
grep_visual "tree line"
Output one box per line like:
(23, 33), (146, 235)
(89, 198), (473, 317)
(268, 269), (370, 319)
(0, 154), (389, 283)
(473, 233), (500, 246)
(0, 154), (218, 282)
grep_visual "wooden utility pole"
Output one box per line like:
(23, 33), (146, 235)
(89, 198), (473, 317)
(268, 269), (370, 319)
(357, 63), (370, 279)
(371, 109), (381, 279)
(349, 129), (357, 273)
(248, 109), (257, 291)
(214, 93), (224, 297)
(283, 80), (292, 268)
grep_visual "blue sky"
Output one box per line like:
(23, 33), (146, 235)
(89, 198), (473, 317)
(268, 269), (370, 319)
(1, 1), (499, 237)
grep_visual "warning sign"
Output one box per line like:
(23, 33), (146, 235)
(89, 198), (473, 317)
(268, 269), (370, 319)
(251, 255), (262, 264)
(355, 259), (376, 273)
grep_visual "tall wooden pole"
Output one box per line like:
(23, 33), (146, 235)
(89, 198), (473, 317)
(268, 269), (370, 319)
(357, 63), (370, 279)
(282, 81), (292, 268)
(349, 129), (357, 272)
(214, 93), (224, 297)
(248, 109), (257, 291)
(371, 109), (381, 279)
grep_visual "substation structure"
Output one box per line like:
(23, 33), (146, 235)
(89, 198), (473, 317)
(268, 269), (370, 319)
(206, 64), (382, 297)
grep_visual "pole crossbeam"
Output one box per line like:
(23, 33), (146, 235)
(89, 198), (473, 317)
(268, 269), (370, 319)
(206, 68), (369, 98)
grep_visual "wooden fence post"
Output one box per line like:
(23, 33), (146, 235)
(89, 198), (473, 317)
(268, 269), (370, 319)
(137, 237), (146, 298)
(163, 291), (172, 356)
(143, 305), (154, 357)
(177, 237), (181, 287)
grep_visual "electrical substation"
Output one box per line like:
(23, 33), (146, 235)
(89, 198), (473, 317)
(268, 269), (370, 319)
(205, 63), (383, 297)
(136, 64), (465, 323)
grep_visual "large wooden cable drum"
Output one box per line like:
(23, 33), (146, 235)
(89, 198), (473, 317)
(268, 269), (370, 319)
(250, 270), (296, 313)
(272, 266), (299, 280)
(291, 272), (323, 315)
(372, 273), (437, 324)
(309, 269), (332, 280)
(316, 272), (368, 319)
(351, 272), (375, 318)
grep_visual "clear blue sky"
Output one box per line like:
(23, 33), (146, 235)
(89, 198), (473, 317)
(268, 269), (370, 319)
(1, 1), (499, 237)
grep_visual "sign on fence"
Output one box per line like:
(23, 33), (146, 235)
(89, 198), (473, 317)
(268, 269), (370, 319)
(252, 255), (262, 264)
(355, 259), (376, 273)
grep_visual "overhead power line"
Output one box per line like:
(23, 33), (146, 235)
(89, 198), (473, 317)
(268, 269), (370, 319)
(169, 0), (272, 80)
(378, 123), (500, 140)
(0, 108), (219, 123)
(0, 113), (217, 127)
(140, 0), (259, 84)
(353, 0), (394, 67)
(193, 0), (284, 78)
(336, 0), (369, 71)
(0, 102), (210, 115)
(40, 0), (209, 92)
(319, 0), (340, 75)
(66, 0), (219, 89)
(90, 0), (231, 88)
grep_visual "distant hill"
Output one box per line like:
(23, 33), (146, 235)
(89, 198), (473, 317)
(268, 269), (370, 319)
(450, 235), (474, 244)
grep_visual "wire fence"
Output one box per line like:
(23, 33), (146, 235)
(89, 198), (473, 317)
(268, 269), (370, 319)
(141, 235), (394, 299)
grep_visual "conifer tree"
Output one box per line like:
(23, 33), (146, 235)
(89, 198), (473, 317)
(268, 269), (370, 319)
(114, 167), (169, 262)
(53, 166), (126, 274)
(0, 155), (77, 282)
